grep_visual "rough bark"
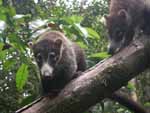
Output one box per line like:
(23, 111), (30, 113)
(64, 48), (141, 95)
(16, 34), (150, 113)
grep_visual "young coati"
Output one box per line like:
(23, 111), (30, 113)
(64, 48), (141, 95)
(31, 31), (86, 95)
(105, 0), (150, 54)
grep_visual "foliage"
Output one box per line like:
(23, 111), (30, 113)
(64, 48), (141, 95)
(0, 0), (148, 113)
(16, 64), (29, 91)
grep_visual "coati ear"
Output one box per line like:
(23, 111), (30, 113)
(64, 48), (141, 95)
(28, 41), (34, 49)
(54, 39), (62, 49)
(118, 9), (127, 19)
(104, 14), (109, 20)
(101, 16), (107, 26)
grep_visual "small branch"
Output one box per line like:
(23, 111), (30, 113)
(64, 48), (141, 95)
(15, 97), (43, 113)
(16, 34), (150, 113)
(111, 91), (147, 113)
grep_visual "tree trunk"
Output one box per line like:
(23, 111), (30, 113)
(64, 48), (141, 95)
(16, 34), (150, 113)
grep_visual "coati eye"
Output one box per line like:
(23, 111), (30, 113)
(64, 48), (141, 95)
(118, 31), (123, 36)
(36, 53), (42, 63)
(116, 30), (123, 37)
(48, 52), (56, 59)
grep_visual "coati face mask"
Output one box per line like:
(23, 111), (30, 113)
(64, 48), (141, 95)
(29, 39), (63, 79)
(105, 9), (130, 55)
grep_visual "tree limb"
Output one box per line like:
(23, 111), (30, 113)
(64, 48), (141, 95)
(16, 34), (150, 113)
(111, 91), (147, 113)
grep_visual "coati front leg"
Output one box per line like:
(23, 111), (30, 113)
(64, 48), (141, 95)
(72, 43), (87, 78)
(119, 29), (135, 51)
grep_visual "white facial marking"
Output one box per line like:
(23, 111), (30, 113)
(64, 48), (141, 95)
(115, 48), (120, 53)
(107, 43), (111, 50)
(41, 62), (53, 77)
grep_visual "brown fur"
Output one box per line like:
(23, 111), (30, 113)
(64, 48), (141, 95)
(32, 31), (86, 95)
(105, 0), (150, 54)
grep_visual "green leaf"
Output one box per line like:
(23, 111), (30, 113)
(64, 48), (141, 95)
(48, 17), (58, 23)
(8, 33), (26, 52)
(8, 6), (16, 16)
(0, 42), (4, 50)
(144, 102), (150, 107)
(74, 23), (88, 38)
(16, 64), (29, 91)
(0, 14), (6, 21)
(0, 50), (7, 60)
(117, 108), (124, 112)
(89, 52), (110, 59)
(86, 27), (100, 39)
(0, 0), (2, 5)
(127, 82), (136, 91)
(62, 15), (83, 24)
(4, 59), (16, 70)
(0, 7), (7, 21)
(76, 41), (88, 49)
(15, 17), (25, 24)
(20, 94), (37, 106)
(0, 6), (6, 14)
(23, 14), (32, 18)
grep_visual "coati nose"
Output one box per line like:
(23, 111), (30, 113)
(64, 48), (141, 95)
(41, 63), (54, 78)
(43, 71), (51, 77)
(107, 43), (116, 55)
(108, 47), (115, 55)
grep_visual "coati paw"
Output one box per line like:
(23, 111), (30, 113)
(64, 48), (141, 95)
(72, 71), (83, 79)
(42, 89), (60, 98)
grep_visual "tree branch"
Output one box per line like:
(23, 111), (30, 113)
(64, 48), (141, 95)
(16, 34), (150, 113)
(111, 91), (147, 113)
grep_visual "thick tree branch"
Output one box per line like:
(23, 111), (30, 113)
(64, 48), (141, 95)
(16, 34), (150, 113)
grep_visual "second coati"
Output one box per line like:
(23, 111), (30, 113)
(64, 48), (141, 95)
(105, 0), (150, 54)
(31, 31), (86, 95)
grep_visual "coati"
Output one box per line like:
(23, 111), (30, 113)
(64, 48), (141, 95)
(31, 31), (86, 95)
(105, 0), (150, 54)
(104, 1), (148, 112)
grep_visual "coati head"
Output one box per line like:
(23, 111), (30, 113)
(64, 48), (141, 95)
(30, 38), (63, 79)
(105, 9), (131, 55)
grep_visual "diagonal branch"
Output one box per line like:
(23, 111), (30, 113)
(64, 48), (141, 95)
(16, 34), (150, 113)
